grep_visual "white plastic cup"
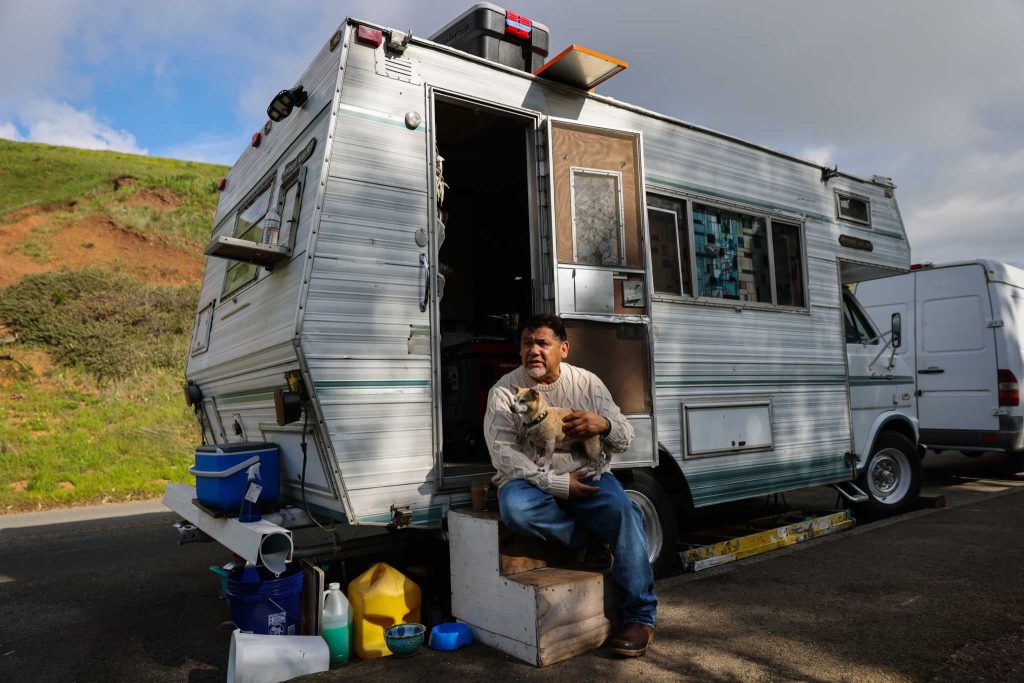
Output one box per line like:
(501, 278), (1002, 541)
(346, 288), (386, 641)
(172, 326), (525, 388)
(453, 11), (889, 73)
(227, 629), (330, 683)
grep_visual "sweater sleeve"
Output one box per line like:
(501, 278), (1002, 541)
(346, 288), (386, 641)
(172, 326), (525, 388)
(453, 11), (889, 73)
(484, 385), (572, 499)
(589, 374), (635, 454)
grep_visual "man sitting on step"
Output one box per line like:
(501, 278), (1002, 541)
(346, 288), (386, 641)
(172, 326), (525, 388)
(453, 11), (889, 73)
(483, 313), (657, 657)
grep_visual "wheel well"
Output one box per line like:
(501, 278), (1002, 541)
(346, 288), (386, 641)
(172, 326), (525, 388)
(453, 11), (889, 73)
(873, 418), (917, 454)
(646, 444), (693, 516)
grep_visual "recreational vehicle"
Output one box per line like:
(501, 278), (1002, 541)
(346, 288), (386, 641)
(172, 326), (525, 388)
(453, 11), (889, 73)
(855, 260), (1023, 463)
(165, 6), (921, 574)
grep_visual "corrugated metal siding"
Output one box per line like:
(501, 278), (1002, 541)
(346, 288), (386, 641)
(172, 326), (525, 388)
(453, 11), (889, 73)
(300, 39), (437, 523)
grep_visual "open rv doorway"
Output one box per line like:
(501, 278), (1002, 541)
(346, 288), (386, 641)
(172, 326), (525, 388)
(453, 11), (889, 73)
(432, 95), (538, 487)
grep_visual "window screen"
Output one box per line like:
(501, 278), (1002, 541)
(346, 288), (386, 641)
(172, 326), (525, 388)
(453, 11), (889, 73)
(771, 221), (805, 307)
(571, 169), (624, 266)
(693, 203), (771, 302)
(647, 195), (691, 296)
(836, 191), (871, 226)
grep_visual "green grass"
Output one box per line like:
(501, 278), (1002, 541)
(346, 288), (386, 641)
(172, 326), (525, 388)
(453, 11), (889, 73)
(0, 270), (198, 381)
(0, 139), (225, 510)
(0, 139), (227, 221)
(0, 359), (198, 512)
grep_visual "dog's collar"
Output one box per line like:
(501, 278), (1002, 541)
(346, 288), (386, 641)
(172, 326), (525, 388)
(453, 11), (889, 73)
(523, 410), (548, 430)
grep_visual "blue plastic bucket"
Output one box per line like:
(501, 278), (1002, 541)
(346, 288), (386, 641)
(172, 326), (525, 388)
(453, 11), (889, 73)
(227, 564), (303, 635)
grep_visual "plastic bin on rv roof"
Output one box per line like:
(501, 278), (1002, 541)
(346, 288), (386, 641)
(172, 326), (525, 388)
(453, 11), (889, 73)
(429, 2), (550, 73)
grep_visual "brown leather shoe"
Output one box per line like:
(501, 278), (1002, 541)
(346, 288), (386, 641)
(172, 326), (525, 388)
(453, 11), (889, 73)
(607, 622), (654, 657)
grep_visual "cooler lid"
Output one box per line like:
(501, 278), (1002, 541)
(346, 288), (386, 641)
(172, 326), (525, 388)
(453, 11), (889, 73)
(196, 442), (278, 454)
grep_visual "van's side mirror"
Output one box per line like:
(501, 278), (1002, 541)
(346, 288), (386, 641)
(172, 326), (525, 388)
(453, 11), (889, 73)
(891, 312), (902, 349)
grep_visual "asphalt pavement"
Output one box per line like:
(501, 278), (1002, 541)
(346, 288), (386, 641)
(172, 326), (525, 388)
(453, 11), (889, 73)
(2, 454), (1023, 682)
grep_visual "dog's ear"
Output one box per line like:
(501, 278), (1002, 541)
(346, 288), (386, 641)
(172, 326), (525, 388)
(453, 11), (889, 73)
(529, 388), (539, 399)
(511, 384), (521, 393)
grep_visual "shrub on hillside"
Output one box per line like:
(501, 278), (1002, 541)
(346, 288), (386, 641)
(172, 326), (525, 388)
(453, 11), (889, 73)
(0, 269), (198, 380)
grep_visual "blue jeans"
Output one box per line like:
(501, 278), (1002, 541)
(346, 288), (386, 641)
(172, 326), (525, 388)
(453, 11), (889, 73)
(498, 473), (657, 627)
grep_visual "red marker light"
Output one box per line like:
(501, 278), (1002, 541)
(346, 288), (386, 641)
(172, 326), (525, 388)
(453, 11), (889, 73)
(356, 25), (383, 48)
(251, 132), (262, 148)
(218, 178), (227, 191)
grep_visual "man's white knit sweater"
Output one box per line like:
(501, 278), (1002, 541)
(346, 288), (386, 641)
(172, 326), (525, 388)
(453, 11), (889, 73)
(484, 363), (635, 499)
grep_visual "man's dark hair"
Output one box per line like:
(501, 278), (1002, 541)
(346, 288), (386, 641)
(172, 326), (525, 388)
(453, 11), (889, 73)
(520, 314), (567, 342)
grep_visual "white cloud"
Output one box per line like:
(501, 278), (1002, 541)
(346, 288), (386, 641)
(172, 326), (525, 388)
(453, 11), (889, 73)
(161, 133), (241, 166)
(0, 121), (23, 141)
(15, 99), (146, 154)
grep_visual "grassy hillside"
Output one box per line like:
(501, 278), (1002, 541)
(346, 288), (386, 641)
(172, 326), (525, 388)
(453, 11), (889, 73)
(0, 139), (229, 512)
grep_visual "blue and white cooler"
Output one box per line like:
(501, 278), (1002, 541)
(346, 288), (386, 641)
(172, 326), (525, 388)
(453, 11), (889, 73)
(190, 442), (281, 512)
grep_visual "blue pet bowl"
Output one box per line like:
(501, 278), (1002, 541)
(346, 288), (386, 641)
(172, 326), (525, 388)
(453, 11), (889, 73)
(429, 622), (474, 651)
(384, 623), (426, 657)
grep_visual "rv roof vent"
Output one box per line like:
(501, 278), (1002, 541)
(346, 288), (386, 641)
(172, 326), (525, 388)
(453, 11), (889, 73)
(430, 3), (550, 73)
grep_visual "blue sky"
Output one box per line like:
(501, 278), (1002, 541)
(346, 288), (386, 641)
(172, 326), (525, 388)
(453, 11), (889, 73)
(0, 0), (1021, 266)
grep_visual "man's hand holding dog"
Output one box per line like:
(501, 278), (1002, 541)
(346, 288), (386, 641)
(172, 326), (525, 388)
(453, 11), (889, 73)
(562, 410), (610, 438)
(569, 470), (599, 499)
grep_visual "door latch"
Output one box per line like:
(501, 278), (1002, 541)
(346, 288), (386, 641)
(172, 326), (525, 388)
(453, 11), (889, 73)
(388, 504), (413, 529)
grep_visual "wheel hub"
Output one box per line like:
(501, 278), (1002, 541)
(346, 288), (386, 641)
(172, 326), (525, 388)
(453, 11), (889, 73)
(626, 489), (663, 565)
(869, 450), (903, 497)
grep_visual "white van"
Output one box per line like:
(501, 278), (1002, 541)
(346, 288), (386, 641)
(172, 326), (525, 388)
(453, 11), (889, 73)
(855, 260), (1023, 460)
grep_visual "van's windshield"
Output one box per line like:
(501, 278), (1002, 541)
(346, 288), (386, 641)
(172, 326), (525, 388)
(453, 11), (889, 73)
(842, 290), (879, 344)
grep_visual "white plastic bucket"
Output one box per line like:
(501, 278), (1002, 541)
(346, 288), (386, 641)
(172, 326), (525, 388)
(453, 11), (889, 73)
(227, 629), (330, 683)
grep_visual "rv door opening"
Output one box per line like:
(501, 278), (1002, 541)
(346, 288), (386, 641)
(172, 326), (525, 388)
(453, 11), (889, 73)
(433, 97), (537, 486)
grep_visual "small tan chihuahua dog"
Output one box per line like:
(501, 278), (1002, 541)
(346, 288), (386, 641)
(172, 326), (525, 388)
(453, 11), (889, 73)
(510, 385), (606, 478)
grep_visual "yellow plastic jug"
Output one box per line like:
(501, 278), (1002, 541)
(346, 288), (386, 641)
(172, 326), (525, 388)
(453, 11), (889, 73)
(348, 562), (421, 659)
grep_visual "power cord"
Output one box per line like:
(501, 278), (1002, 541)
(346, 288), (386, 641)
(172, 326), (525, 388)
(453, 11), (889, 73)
(299, 409), (339, 539)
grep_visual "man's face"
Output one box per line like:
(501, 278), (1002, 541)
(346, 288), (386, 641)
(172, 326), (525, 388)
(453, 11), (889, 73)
(520, 326), (568, 383)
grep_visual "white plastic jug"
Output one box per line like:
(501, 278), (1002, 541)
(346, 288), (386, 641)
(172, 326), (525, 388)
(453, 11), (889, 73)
(322, 582), (353, 665)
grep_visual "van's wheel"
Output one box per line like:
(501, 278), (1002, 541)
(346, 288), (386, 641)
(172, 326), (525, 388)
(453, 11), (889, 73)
(854, 431), (921, 519)
(621, 470), (677, 577)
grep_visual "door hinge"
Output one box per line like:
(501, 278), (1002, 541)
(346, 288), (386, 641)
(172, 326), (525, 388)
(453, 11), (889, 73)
(388, 504), (412, 529)
(987, 319), (1005, 328)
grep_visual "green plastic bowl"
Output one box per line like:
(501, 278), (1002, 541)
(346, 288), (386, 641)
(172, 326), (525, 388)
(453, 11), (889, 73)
(384, 623), (426, 657)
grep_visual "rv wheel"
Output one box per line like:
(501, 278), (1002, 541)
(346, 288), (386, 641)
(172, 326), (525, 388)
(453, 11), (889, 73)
(622, 470), (678, 577)
(854, 431), (921, 519)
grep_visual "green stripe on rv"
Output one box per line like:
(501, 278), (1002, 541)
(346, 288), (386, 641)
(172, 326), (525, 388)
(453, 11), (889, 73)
(217, 391), (275, 405)
(656, 376), (847, 388)
(645, 175), (905, 241)
(848, 376), (915, 386)
(338, 104), (426, 131)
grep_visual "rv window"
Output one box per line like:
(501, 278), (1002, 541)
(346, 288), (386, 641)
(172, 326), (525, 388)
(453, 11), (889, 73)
(222, 176), (275, 297)
(693, 203), (771, 303)
(647, 195), (691, 296)
(835, 191), (871, 226)
(571, 168), (625, 266)
(771, 221), (805, 307)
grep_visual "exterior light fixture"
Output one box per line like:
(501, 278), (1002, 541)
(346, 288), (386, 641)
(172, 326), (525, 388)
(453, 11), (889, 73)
(267, 85), (308, 122)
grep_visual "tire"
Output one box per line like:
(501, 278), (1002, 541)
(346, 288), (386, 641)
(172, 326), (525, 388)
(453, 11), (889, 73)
(621, 469), (678, 577)
(854, 431), (921, 519)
